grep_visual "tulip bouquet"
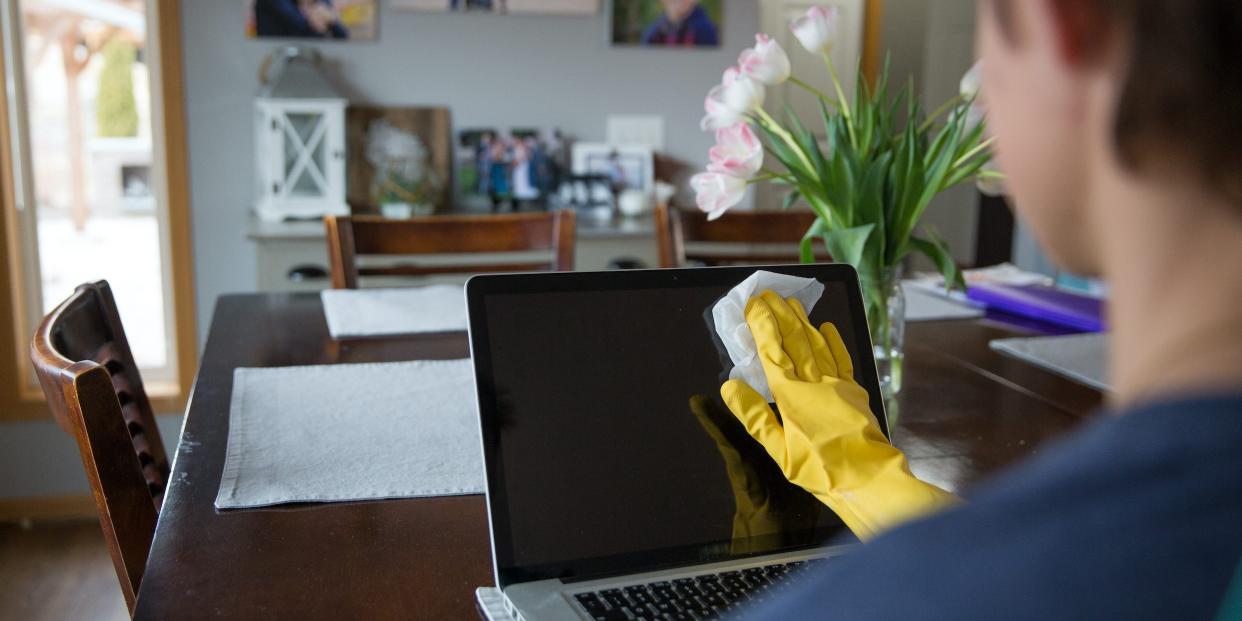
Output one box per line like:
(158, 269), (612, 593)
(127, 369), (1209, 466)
(691, 5), (995, 395)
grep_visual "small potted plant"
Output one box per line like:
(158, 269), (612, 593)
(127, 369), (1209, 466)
(366, 120), (441, 218)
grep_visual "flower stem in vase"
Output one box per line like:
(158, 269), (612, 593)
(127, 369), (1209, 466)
(861, 266), (906, 401)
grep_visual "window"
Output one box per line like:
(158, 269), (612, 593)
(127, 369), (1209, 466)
(0, 0), (194, 419)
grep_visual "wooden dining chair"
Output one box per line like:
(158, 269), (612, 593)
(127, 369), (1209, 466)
(30, 280), (170, 615)
(324, 211), (577, 289)
(654, 203), (828, 267)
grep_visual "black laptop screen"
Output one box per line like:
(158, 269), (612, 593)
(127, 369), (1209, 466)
(467, 266), (885, 585)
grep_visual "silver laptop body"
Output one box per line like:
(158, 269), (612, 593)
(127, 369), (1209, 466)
(465, 266), (886, 620)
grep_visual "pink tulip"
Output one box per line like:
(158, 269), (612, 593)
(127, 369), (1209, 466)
(701, 67), (765, 131)
(738, 34), (791, 86)
(708, 123), (763, 178)
(721, 73), (765, 118)
(790, 5), (839, 55)
(701, 67), (744, 131)
(691, 171), (748, 221)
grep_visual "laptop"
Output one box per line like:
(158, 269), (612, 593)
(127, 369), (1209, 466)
(465, 265), (888, 621)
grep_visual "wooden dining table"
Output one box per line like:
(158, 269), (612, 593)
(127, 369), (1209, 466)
(132, 292), (1105, 620)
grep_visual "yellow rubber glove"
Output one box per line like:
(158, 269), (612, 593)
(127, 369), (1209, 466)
(719, 290), (958, 541)
(689, 394), (822, 554)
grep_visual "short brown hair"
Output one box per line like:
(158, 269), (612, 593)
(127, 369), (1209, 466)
(992, 0), (1242, 200)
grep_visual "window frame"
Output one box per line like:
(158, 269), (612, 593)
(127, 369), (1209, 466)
(0, 0), (196, 420)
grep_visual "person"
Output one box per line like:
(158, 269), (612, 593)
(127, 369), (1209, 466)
(510, 140), (542, 209)
(639, 0), (719, 47)
(605, 150), (629, 196)
(488, 139), (512, 212)
(253, 0), (348, 39)
(725, 1), (1242, 618)
(475, 131), (495, 196)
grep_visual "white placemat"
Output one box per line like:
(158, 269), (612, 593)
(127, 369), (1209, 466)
(990, 332), (1111, 391)
(903, 283), (984, 322)
(215, 359), (484, 509)
(320, 285), (467, 338)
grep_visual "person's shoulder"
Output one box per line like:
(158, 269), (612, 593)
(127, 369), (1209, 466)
(687, 5), (719, 42)
(745, 391), (1242, 620)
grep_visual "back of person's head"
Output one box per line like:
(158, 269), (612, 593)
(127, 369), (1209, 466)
(980, 0), (1242, 273)
(1003, 1), (1242, 195)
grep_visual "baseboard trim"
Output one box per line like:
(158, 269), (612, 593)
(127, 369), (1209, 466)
(0, 495), (96, 523)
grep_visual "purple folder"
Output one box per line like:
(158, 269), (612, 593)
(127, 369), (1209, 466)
(966, 283), (1106, 333)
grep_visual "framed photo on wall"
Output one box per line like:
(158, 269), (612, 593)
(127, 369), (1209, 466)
(246, 0), (378, 41)
(393, 0), (600, 14)
(611, 0), (722, 47)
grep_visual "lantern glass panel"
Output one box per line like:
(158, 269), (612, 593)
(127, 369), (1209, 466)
(282, 112), (328, 197)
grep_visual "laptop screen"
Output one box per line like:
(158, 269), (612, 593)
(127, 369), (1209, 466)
(467, 266), (885, 586)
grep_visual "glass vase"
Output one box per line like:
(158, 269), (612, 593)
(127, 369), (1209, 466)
(861, 266), (905, 400)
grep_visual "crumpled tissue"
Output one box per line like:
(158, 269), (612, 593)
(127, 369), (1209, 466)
(711, 270), (825, 401)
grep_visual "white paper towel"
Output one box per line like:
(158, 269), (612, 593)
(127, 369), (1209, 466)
(215, 359), (484, 509)
(711, 271), (825, 401)
(320, 285), (467, 338)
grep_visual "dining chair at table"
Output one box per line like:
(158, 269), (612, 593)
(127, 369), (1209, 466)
(29, 280), (170, 615)
(324, 211), (577, 289)
(654, 203), (828, 268)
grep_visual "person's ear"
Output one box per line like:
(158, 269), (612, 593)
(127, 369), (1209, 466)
(1046, 0), (1112, 65)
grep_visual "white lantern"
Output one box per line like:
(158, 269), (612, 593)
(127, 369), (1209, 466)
(254, 47), (348, 222)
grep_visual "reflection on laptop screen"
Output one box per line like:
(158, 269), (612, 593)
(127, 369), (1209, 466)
(473, 267), (883, 583)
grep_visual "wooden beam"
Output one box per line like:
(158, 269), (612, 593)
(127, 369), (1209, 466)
(151, 0), (197, 414)
(862, 0), (886, 86)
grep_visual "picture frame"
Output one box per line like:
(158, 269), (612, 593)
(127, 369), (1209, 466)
(246, 0), (379, 41)
(345, 106), (453, 214)
(611, 0), (722, 48)
(571, 143), (654, 196)
(392, 0), (600, 15)
(456, 128), (571, 211)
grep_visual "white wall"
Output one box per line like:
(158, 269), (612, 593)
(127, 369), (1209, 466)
(1, 0), (969, 500)
(184, 0), (761, 345)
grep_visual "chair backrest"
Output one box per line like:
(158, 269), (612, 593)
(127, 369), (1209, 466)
(324, 211), (577, 289)
(29, 281), (168, 615)
(654, 203), (828, 268)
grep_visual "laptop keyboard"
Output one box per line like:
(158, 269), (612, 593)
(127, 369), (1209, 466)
(570, 558), (827, 620)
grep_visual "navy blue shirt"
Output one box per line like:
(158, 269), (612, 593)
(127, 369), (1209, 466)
(254, 0), (348, 39)
(745, 393), (1242, 620)
(640, 4), (719, 47)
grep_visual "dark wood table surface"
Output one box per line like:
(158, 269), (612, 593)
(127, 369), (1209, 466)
(133, 293), (1104, 620)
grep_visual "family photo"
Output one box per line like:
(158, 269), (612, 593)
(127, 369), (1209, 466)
(456, 129), (570, 211)
(612, 0), (722, 47)
(393, 0), (599, 15)
(246, 0), (378, 40)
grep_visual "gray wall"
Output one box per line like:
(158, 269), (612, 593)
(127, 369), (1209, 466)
(0, 1), (972, 501)
(185, 0), (760, 345)
(0, 415), (184, 499)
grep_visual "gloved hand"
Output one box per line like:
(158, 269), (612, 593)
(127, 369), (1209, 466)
(719, 290), (958, 540)
(689, 394), (822, 554)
